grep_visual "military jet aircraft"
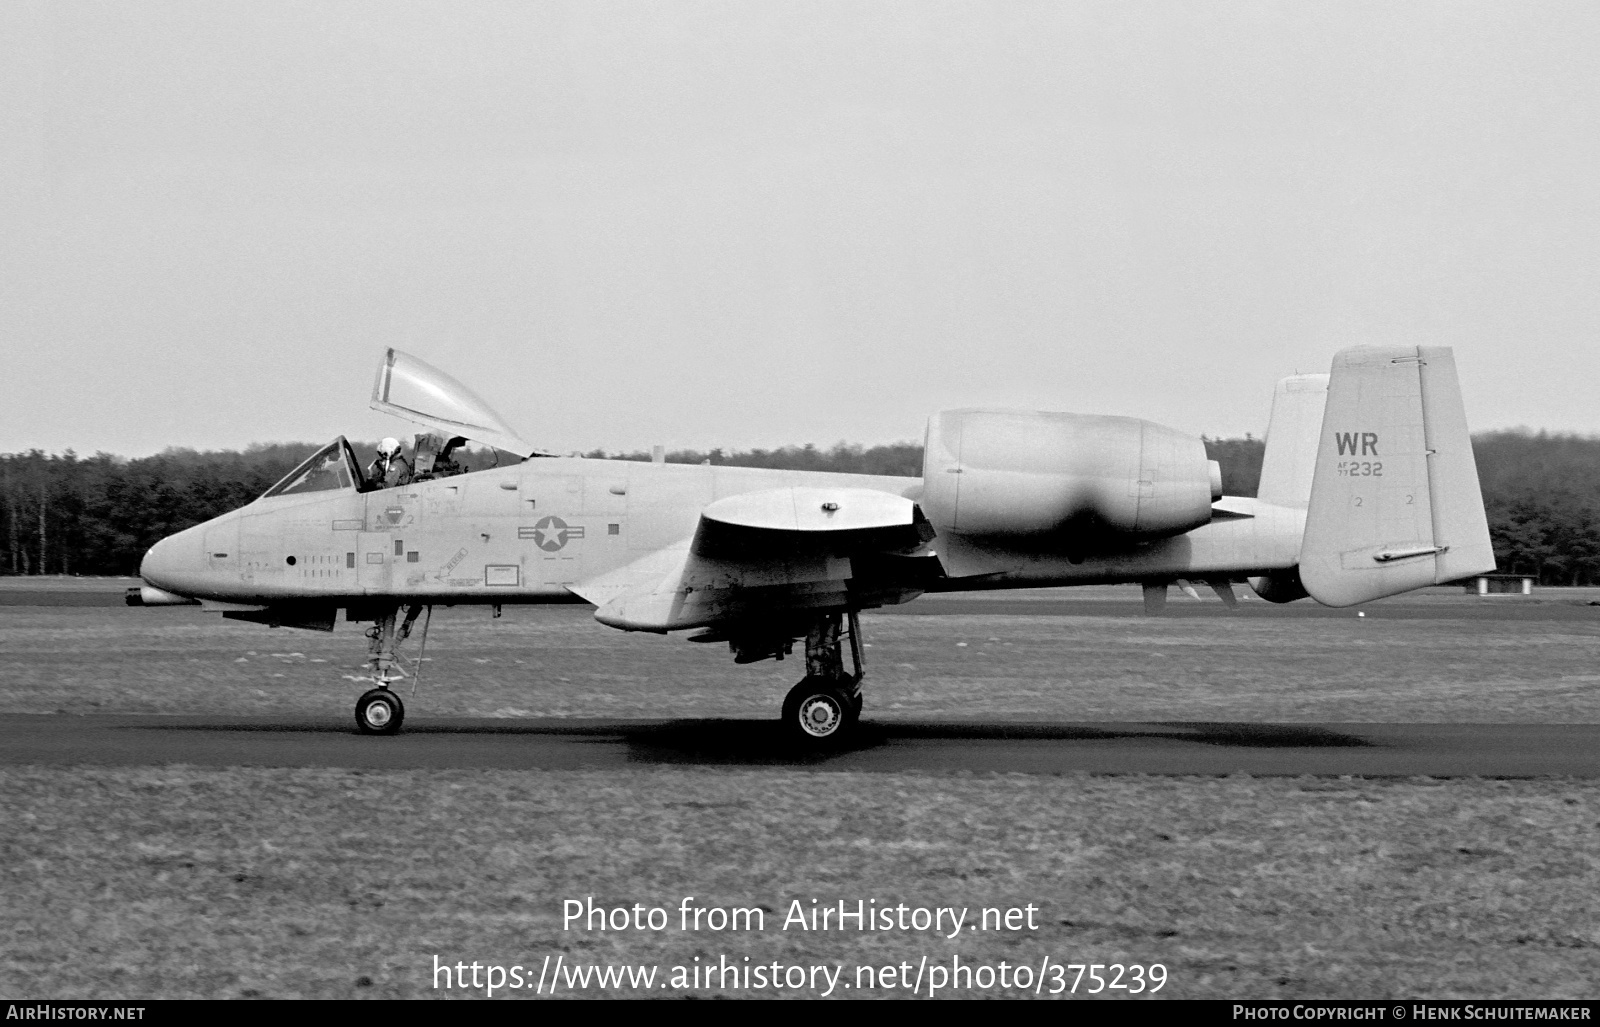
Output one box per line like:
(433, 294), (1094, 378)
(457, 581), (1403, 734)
(133, 345), (1494, 745)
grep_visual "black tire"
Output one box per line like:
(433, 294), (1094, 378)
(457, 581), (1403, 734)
(782, 678), (858, 747)
(355, 688), (404, 735)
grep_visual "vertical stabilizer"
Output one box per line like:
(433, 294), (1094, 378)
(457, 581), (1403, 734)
(1300, 346), (1494, 607)
(1256, 374), (1328, 508)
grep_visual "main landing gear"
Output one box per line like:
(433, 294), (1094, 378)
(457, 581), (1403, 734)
(353, 603), (432, 735)
(781, 610), (866, 748)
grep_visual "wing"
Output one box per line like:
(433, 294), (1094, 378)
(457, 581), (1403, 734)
(571, 486), (941, 632)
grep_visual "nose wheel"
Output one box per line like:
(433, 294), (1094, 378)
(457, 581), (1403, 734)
(355, 687), (404, 735)
(351, 603), (430, 735)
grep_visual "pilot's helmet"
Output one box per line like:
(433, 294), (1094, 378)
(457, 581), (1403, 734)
(379, 437), (402, 459)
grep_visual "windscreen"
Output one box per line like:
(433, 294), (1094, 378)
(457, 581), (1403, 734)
(262, 438), (359, 499)
(370, 348), (532, 456)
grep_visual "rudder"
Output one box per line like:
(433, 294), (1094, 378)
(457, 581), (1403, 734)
(1300, 346), (1494, 607)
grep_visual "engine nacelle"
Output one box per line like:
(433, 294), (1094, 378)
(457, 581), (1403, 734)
(921, 409), (1217, 541)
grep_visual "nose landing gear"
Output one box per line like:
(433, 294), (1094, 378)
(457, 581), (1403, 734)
(781, 610), (866, 748)
(352, 603), (431, 735)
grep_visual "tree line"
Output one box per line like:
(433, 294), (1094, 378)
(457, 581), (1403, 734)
(2, 431), (1595, 584)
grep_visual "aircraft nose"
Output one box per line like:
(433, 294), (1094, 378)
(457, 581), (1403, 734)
(140, 524), (205, 594)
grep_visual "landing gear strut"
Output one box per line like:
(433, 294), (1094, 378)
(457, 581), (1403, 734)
(781, 610), (865, 747)
(354, 603), (430, 735)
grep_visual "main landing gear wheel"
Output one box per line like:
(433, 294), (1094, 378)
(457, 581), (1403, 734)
(782, 678), (859, 747)
(355, 688), (404, 735)
(776, 610), (868, 748)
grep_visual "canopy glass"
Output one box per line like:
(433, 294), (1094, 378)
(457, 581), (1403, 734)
(261, 437), (360, 499)
(369, 348), (533, 456)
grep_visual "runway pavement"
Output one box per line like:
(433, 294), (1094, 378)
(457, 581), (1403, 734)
(3, 714), (1596, 776)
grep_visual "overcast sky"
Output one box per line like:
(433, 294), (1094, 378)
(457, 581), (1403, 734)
(3, 1), (1597, 458)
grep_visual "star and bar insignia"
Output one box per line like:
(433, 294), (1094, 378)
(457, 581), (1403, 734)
(519, 516), (585, 552)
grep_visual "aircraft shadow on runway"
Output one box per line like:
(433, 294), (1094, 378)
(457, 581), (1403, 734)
(144, 718), (1371, 765)
(607, 720), (1374, 765)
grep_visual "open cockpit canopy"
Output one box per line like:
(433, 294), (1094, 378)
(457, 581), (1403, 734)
(261, 437), (362, 499)
(370, 348), (540, 457)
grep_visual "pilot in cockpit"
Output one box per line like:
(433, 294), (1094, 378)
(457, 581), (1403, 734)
(365, 437), (412, 491)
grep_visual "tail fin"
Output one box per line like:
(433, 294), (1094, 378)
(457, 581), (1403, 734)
(1300, 346), (1494, 607)
(1256, 373), (1329, 508)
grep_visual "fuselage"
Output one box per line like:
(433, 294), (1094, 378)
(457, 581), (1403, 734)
(140, 455), (1305, 610)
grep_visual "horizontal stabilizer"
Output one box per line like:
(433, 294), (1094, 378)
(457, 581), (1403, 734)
(1300, 346), (1494, 607)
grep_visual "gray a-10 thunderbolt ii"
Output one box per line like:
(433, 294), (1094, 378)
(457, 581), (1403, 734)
(134, 346), (1494, 745)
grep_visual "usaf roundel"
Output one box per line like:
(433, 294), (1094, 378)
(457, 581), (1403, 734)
(525, 516), (585, 552)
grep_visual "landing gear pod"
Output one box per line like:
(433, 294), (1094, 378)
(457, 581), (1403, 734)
(1248, 568), (1309, 604)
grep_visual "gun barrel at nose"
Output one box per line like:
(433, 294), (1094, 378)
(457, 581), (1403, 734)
(125, 584), (199, 606)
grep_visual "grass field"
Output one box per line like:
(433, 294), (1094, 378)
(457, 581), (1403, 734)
(4, 588), (1600, 999)
(4, 767), (1599, 999)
